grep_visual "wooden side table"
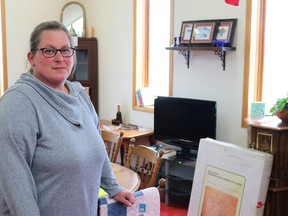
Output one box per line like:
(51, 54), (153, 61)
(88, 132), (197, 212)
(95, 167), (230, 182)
(245, 117), (288, 216)
(100, 120), (154, 165)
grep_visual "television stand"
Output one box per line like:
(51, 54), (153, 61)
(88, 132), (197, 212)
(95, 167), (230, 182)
(162, 139), (199, 149)
(153, 141), (197, 206)
(176, 147), (198, 161)
(159, 155), (196, 207)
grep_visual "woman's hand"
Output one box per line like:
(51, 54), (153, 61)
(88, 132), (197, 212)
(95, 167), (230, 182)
(113, 190), (136, 207)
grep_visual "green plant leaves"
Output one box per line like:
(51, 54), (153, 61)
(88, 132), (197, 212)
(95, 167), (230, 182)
(270, 95), (288, 115)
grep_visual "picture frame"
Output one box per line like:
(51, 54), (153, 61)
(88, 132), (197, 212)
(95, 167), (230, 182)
(180, 21), (194, 45)
(190, 20), (218, 46)
(215, 19), (237, 47)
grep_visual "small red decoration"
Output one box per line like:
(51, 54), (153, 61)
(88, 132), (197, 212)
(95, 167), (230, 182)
(225, 0), (239, 6)
(257, 201), (264, 208)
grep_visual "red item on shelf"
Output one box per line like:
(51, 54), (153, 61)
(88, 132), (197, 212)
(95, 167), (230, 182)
(225, 0), (239, 6)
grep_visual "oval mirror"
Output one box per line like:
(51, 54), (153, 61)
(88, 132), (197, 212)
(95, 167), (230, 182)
(61, 2), (86, 37)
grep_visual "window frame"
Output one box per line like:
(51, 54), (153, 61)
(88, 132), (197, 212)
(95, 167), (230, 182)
(241, 0), (266, 127)
(132, 0), (174, 113)
(0, 0), (7, 97)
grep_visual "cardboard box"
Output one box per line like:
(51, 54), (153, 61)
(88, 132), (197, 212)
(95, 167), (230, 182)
(188, 138), (273, 216)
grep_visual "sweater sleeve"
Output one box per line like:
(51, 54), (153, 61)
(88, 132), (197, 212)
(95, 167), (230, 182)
(90, 105), (124, 197)
(100, 157), (124, 198)
(0, 90), (40, 215)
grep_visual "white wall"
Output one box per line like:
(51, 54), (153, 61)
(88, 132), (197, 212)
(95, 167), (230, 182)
(172, 0), (247, 145)
(5, 0), (247, 146)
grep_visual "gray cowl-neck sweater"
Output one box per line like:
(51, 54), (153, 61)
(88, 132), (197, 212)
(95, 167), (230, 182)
(0, 73), (123, 216)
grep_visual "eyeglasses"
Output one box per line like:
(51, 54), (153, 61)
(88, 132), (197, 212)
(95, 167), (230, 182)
(32, 47), (75, 58)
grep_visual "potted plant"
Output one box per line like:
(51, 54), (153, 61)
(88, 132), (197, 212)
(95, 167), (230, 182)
(270, 95), (288, 122)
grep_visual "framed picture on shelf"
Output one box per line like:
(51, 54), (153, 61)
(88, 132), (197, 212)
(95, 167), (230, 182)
(215, 19), (237, 47)
(180, 21), (194, 45)
(190, 20), (218, 45)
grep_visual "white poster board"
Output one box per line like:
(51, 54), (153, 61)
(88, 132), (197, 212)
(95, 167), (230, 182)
(188, 138), (273, 216)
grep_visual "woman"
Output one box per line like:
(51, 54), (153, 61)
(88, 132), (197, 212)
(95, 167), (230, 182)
(0, 21), (135, 216)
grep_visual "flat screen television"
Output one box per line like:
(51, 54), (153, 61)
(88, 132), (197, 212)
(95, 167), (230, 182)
(154, 96), (217, 159)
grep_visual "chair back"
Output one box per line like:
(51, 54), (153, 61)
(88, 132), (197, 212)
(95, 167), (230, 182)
(125, 138), (164, 189)
(101, 130), (124, 163)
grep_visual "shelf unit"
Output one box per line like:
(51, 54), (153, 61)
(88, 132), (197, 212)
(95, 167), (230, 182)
(159, 155), (196, 206)
(73, 37), (98, 111)
(166, 46), (236, 70)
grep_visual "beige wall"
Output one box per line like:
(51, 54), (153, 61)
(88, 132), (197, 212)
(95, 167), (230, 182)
(5, 0), (247, 146)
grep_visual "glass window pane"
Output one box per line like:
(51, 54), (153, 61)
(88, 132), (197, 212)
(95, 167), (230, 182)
(262, 1), (288, 114)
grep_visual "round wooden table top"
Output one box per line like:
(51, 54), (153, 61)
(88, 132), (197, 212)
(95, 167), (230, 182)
(111, 163), (141, 192)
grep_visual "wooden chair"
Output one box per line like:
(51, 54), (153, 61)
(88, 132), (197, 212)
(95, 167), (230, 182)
(101, 130), (124, 163)
(125, 138), (165, 189)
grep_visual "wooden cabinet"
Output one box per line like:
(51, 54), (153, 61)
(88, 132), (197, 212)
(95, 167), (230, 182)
(72, 37), (98, 111)
(246, 117), (288, 215)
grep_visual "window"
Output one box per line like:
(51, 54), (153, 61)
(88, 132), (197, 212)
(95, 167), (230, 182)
(262, 1), (288, 113)
(133, 0), (174, 112)
(242, 0), (287, 126)
(0, 0), (7, 97)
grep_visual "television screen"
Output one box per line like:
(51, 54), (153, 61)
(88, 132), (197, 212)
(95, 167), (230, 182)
(154, 96), (217, 157)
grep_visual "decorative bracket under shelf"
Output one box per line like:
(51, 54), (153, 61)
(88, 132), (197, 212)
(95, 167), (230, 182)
(178, 50), (191, 68)
(214, 50), (226, 70)
(166, 46), (236, 71)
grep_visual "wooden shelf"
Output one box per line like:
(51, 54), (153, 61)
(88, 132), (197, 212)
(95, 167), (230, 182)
(166, 46), (236, 70)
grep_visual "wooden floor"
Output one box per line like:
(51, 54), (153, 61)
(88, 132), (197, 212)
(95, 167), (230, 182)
(160, 202), (188, 216)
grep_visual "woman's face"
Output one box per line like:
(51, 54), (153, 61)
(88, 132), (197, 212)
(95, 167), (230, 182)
(27, 30), (74, 89)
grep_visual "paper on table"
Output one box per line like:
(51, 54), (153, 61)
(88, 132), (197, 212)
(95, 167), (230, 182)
(102, 124), (121, 131)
